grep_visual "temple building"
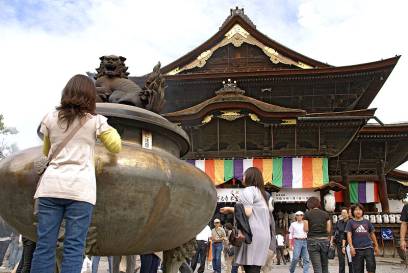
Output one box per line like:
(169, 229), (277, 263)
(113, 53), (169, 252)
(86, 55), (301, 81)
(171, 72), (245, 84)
(132, 8), (408, 235)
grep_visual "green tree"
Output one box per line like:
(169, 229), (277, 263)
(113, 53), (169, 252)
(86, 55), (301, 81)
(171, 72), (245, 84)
(0, 114), (18, 159)
(0, 114), (4, 131)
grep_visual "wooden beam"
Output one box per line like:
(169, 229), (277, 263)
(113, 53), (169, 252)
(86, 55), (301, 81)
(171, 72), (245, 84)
(331, 175), (380, 182)
(341, 162), (351, 207)
(377, 160), (390, 213)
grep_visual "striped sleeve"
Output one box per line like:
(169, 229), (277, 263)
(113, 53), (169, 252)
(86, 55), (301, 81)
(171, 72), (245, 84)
(99, 128), (122, 153)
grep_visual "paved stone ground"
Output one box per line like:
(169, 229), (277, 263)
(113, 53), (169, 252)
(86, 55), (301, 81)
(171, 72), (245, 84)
(2, 256), (406, 273)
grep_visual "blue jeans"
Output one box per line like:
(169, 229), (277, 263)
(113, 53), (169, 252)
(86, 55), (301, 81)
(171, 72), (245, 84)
(290, 239), (310, 273)
(30, 197), (94, 273)
(92, 256), (113, 273)
(0, 240), (11, 266)
(212, 242), (223, 273)
(7, 239), (23, 269)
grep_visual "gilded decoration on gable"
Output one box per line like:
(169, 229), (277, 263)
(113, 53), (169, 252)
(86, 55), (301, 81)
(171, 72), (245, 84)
(219, 111), (243, 121)
(167, 67), (181, 75)
(281, 119), (297, 125)
(249, 113), (260, 122)
(166, 24), (313, 75)
(216, 79), (246, 95)
(202, 114), (214, 124)
(226, 24), (249, 47)
(181, 50), (214, 72)
(226, 24), (250, 39)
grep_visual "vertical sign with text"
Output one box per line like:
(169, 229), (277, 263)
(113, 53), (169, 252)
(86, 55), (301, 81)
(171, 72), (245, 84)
(142, 130), (152, 149)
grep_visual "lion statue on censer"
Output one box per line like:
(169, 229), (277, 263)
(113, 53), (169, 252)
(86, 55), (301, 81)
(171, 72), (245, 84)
(94, 55), (165, 113)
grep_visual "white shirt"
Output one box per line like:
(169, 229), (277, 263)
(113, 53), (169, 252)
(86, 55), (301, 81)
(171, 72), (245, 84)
(196, 225), (212, 241)
(35, 111), (112, 205)
(276, 234), (285, 246)
(289, 221), (307, 239)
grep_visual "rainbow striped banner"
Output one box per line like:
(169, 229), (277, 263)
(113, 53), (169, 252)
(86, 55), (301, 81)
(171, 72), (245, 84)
(334, 181), (379, 203)
(187, 158), (329, 188)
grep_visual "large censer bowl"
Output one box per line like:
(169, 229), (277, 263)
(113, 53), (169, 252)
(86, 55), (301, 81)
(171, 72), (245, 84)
(0, 103), (217, 255)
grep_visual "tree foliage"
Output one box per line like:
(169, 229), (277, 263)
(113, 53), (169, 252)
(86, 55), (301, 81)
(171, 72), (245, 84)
(0, 114), (18, 159)
(0, 114), (4, 131)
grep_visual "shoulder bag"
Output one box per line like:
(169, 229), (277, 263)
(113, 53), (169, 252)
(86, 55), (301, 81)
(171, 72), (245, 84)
(229, 218), (245, 247)
(328, 243), (336, 259)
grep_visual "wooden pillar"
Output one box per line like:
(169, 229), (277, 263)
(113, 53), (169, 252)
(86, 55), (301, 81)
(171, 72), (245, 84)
(340, 163), (351, 207)
(377, 160), (389, 213)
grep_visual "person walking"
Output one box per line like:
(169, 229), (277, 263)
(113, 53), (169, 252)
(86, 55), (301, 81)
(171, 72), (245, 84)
(275, 232), (286, 265)
(7, 233), (22, 270)
(220, 167), (271, 273)
(140, 254), (160, 273)
(288, 211), (309, 273)
(91, 256), (113, 273)
(400, 202), (408, 252)
(112, 256), (136, 273)
(30, 74), (122, 273)
(0, 217), (12, 269)
(345, 204), (379, 273)
(15, 237), (36, 273)
(334, 208), (353, 273)
(303, 197), (331, 273)
(223, 223), (238, 273)
(211, 219), (226, 273)
(191, 225), (211, 273)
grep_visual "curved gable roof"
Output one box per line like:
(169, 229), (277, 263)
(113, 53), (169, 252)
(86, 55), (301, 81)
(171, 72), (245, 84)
(161, 10), (331, 75)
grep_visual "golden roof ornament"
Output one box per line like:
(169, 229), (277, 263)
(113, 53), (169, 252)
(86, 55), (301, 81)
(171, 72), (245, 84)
(215, 79), (245, 95)
(219, 111), (243, 121)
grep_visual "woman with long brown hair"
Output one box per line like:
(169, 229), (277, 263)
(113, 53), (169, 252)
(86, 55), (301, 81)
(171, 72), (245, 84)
(221, 167), (271, 273)
(30, 74), (122, 273)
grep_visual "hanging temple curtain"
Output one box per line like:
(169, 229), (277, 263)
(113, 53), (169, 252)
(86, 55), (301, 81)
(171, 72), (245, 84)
(186, 157), (329, 188)
(334, 181), (380, 204)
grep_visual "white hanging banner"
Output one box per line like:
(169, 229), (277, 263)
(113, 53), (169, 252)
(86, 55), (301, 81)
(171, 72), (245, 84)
(272, 189), (320, 203)
(142, 130), (152, 149)
(217, 188), (242, 203)
(217, 188), (319, 203)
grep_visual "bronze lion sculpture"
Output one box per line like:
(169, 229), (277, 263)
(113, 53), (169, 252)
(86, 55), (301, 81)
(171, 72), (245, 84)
(94, 55), (165, 113)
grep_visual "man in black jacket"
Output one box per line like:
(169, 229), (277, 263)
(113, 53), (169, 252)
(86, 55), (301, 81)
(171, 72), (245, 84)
(333, 208), (353, 273)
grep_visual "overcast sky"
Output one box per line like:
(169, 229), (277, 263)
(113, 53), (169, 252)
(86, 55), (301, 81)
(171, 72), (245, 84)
(0, 0), (407, 169)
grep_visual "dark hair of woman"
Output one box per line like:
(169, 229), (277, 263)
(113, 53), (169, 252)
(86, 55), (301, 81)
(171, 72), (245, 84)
(56, 74), (96, 130)
(351, 203), (365, 217)
(306, 197), (321, 209)
(243, 167), (268, 203)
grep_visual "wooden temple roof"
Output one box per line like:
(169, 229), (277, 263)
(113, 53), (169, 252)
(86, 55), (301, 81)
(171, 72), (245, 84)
(388, 169), (408, 183)
(164, 79), (378, 123)
(163, 56), (399, 80)
(132, 8), (408, 181)
(163, 80), (306, 121)
(131, 9), (400, 114)
(160, 7), (330, 75)
(328, 123), (408, 181)
(359, 123), (408, 137)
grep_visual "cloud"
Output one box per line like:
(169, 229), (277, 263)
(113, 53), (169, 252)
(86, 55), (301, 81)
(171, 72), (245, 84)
(0, 0), (93, 32)
(1, 0), (408, 170)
